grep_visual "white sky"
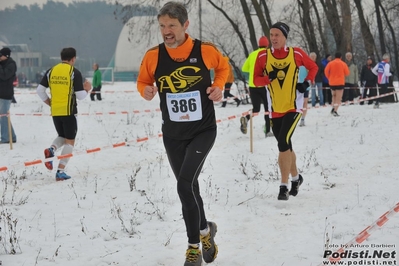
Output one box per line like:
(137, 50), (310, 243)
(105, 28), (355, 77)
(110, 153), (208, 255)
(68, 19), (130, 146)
(0, 0), (107, 10)
(1, 82), (399, 265)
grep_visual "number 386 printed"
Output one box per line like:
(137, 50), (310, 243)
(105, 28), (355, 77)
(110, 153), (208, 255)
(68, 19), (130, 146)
(170, 98), (197, 113)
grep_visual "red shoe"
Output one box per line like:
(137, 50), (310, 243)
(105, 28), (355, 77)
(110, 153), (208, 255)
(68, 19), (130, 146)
(44, 148), (54, 170)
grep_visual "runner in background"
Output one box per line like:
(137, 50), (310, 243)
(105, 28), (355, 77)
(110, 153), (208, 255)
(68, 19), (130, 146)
(241, 36), (272, 137)
(36, 47), (91, 181)
(253, 22), (318, 200)
(221, 56), (241, 107)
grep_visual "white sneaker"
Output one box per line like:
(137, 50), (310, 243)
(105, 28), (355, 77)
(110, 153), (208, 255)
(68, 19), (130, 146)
(265, 132), (274, 137)
(299, 119), (305, 127)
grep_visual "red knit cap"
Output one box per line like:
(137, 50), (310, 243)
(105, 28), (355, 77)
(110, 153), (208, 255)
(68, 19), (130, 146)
(258, 36), (269, 47)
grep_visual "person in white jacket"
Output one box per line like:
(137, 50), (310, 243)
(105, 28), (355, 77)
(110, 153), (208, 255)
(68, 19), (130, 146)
(372, 53), (392, 108)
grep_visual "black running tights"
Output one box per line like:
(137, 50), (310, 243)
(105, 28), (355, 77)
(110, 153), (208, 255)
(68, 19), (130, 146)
(163, 129), (216, 244)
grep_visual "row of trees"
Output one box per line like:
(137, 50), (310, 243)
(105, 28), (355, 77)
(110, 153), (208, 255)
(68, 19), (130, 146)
(116, 0), (399, 82)
(0, 1), (126, 75)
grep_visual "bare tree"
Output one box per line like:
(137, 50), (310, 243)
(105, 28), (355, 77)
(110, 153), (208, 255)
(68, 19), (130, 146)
(377, 1), (398, 77)
(251, 0), (271, 38)
(340, 0), (352, 53)
(374, 0), (386, 55)
(319, 0), (342, 52)
(310, 0), (329, 57)
(114, 0), (398, 82)
(353, 0), (377, 57)
(297, 0), (319, 54)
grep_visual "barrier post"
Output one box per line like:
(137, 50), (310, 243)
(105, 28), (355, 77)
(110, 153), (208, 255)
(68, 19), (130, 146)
(7, 111), (13, 150)
(249, 110), (253, 153)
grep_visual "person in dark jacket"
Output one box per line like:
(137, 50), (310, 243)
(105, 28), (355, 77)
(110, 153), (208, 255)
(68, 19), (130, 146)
(360, 56), (377, 105)
(321, 54), (332, 105)
(0, 47), (17, 143)
(309, 52), (324, 107)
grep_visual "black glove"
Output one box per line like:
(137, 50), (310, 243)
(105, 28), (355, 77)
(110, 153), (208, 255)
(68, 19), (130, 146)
(268, 70), (277, 80)
(296, 81), (309, 93)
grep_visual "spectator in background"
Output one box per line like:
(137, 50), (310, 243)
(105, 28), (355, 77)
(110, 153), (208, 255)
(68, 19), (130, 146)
(360, 56), (377, 105)
(0, 47), (17, 144)
(372, 53), (392, 108)
(322, 54), (332, 105)
(241, 36), (272, 137)
(36, 47), (92, 180)
(221, 57), (240, 107)
(343, 52), (359, 105)
(12, 76), (18, 103)
(18, 72), (27, 88)
(90, 63), (102, 101)
(298, 66), (309, 126)
(309, 52), (324, 107)
(324, 52), (349, 116)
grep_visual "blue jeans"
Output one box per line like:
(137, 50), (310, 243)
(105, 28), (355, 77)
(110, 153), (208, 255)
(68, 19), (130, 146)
(0, 99), (17, 143)
(311, 82), (324, 107)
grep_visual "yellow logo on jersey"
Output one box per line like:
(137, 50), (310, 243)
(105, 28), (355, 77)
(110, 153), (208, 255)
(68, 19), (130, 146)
(277, 69), (286, 80)
(158, 66), (203, 93)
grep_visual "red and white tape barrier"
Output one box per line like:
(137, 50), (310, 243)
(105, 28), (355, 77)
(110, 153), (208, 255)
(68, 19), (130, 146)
(14, 90), (138, 95)
(4, 90), (396, 119)
(320, 202), (399, 264)
(0, 134), (163, 172)
(0, 108), (161, 118)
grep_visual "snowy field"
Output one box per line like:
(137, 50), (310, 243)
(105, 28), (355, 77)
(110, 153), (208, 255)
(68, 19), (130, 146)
(1, 82), (398, 266)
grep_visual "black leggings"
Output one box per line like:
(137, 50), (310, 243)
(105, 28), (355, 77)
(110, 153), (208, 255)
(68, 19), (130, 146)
(90, 86), (102, 101)
(246, 87), (270, 133)
(163, 128), (216, 244)
(271, 112), (301, 152)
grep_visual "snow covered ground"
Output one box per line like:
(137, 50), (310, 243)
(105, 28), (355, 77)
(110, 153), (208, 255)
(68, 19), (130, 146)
(1, 82), (398, 266)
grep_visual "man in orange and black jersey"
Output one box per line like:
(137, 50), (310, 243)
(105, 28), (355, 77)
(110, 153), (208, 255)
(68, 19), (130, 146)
(253, 22), (318, 201)
(36, 47), (91, 181)
(137, 2), (228, 265)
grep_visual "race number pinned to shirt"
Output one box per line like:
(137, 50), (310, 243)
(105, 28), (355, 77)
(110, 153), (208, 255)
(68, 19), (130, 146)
(166, 91), (202, 122)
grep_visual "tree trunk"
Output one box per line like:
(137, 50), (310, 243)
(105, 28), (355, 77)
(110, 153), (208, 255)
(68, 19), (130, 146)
(310, 0), (329, 58)
(340, 0), (352, 53)
(251, 0), (270, 38)
(239, 0), (258, 50)
(207, 0), (250, 57)
(319, 0), (342, 53)
(353, 0), (376, 57)
(374, 0), (386, 55)
(378, 2), (398, 80)
(297, 0), (318, 53)
(259, 0), (273, 28)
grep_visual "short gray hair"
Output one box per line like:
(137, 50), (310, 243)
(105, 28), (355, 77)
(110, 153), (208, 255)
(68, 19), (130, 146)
(157, 2), (188, 26)
(382, 53), (390, 60)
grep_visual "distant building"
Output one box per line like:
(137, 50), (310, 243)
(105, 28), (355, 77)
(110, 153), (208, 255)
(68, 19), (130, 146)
(114, 16), (162, 81)
(4, 44), (43, 84)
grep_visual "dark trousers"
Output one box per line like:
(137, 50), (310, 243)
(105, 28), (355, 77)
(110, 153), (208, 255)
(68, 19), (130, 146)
(343, 83), (356, 102)
(221, 84), (239, 107)
(375, 83), (388, 105)
(245, 87), (270, 133)
(163, 129), (216, 244)
(322, 83), (332, 105)
(361, 82), (377, 105)
(90, 86), (102, 101)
